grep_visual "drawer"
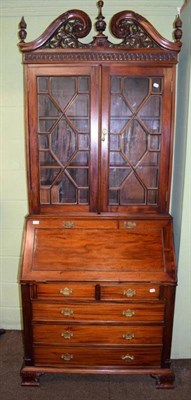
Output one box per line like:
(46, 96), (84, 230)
(32, 302), (164, 322)
(36, 283), (96, 300)
(33, 324), (163, 345)
(101, 284), (160, 301)
(34, 346), (162, 368)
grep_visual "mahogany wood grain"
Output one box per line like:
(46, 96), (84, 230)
(32, 302), (164, 323)
(33, 324), (163, 345)
(33, 346), (162, 368)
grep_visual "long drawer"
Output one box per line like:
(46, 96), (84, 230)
(33, 324), (163, 345)
(32, 302), (164, 322)
(34, 346), (162, 367)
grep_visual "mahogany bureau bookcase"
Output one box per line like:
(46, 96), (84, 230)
(18, 1), (182, 388)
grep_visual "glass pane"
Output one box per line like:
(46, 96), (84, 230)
(40, 168), (61, 186)
(50, 77), (76, 110)
(38, 119), (57, 133)
(70, 118), (89, 133)
(79, 77), (89, 92)
(38, 77), (48, 93)
(152, 78), (162, 94)
(120, 175), (145, 204)
(39, 151), (58, 166)
(70, 151), (89, 166)
(122, 120), (147, 165)
(124, 78), (149, 110)
(110, 168), (131, 188)
(136, 167), (159, 188)
(110, 135), (120, 151)
(147, 190), (158, 204)
(109, 190), (119, 204)
(78, 134), (89, 149)
(66, 94), (89, 117)
(139, 96), (161, 117)
(110, 119), (129, 134)
(111, 95), (132, 117)
(55, 175), (77, 204)
(51, 118), (77, 164)
(110, 152), (126, 166)
(67, 168), (88, 187)
(79, 189), (89, 204)
(38, 134), (49, 149)
(37, 76), (90, 206)
(111, 77), (121, 93)
(38, 95), (60, 117)
(142, 119), (161, 134)
(149, 135), (160, 151)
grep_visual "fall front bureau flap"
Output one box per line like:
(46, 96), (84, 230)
(20, 216), (176, 282)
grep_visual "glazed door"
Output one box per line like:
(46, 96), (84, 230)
(100, 66), (173, 213)
(27, 65), (99, 213)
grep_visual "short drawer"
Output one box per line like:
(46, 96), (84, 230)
(32, 302), (164, 323)
(101, 284), (160, 301)
(36, 283), (96, 300)
(33, 324), (163, 345)
(34, 346), (162, 368)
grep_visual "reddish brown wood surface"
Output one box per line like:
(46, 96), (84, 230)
(33, 324), (163, 345)
(32, 302), (164, 323)
(33, 346), (162, 368)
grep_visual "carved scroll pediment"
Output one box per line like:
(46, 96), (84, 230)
(111, 18), (158, 49)
(43, 17), (90, 49)
(18, 2), (182, 53)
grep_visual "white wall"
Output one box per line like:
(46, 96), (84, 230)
(1, 0), (190, 357)
(171, 0), (191, 358)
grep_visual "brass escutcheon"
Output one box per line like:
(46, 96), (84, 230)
(124, 221), (136, 229)
(61, 353), (73, 361)
(60, 287), (73, 297)
(123, 288), (136, 298)
(63, 221), (74, 229)
(122, 309), (135, 318)
(60, 308), (74, 316)
(122, 333), (135, 341)
(61, 331), (74, 340)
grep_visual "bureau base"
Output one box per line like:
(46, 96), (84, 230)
(20, 365), (175, 389)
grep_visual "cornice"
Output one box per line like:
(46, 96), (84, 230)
(1, 0), (184, 17)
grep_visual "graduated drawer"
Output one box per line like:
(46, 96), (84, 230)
(33, 324), (163, 345)
(36, 283), (96, 300)
(34, 346), (162, 368)
(32, 302), (164, 322)
(100, 284), (160, 301)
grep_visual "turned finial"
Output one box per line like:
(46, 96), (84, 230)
(174, 8), (182, 43)
(95, 1), (106, 35)
(18, 16), (27, 42)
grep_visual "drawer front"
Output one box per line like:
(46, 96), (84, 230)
(34, 346), (162, 368)
(32, 302), (164, 322)
(33, 324), (163, 345)
(101, 284), (160, 301)
(36, 283), (96, 300)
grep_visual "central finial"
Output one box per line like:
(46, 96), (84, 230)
(95, 1), (106, 35)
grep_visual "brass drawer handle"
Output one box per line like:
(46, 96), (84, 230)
(60, 308), (74, 316)
(64, 221), (74, 229)
(61, 331), (74, 340)
(122, 309), (135, 318)
(60, 287), (73, 297)
(123, 289), (136, 298)
(61, 353), (73, 361)
(121, 354), (134, 361)
(124, 221), (136, 229)
(122, 333), (135, 341)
